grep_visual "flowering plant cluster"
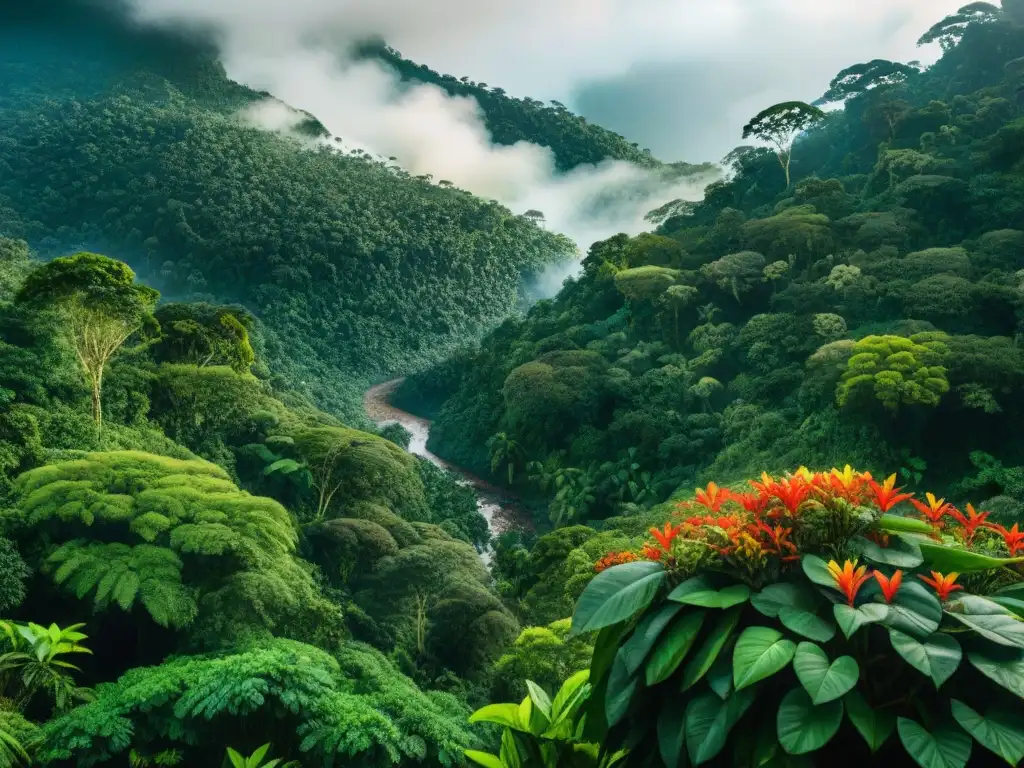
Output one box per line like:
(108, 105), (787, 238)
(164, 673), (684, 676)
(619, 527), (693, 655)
(569, 467), (1024, 768)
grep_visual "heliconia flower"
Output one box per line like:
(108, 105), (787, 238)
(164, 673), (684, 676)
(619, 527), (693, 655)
(948, 503), (990, 544)
(873, 570), (903, 603)
(694, 482), (733, 513)
(828, 465), (871, 502)
(867, 474), (914, 513)
(918, 571), (963, 601)
(910, 492), (953, 526)
(750, 520), (799, 561)
(641, 544), (663, 562)
(827, 559), (873, 606)
(649, 522), (683, 551)
(773, 476), (812, 515)
(984, 522), (1024, 556)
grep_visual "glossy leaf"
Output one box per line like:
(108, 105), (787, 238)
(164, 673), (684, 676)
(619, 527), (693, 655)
(990, 596), (1024, 618)
(646, 610), (706, 685)
(621, 603), (683, 674)
(792, 642), (859, 704)
(919, 543), (1024, 573)
(950, 699), (1024, 766)
(657, 698), (687, 768)
(897, 718), (972, 768)
(967, 647), (1024, 698)
(879, 514), (935, 535)
(778, 606), (836, 642)
(888, 629), (961, 687)
(570, 561), (666, 636)
(499, 728), (522, 768)
(844, 690), (895, 752)
(801, 555), (835, 588)
(834, 603), (888, 639)
(667, 575), (718, 602)
(673, 584), (751, 609)
(857, 534), (923, 568)
(751, 582), (818, 618)
(681, 606), (742, 691)
(945, 595), (1024, 648)
(706, 651), (733, 700)
(605, 648), (638, 727)
(732, 626), (796, 690)
(525, 680), (552, 720)
(882, 581), (942, 639)
(685, 689), (755, 765)
(470, 703), (523, 730)
(776, 688), (843, 755)
(464, 750), (504, 768)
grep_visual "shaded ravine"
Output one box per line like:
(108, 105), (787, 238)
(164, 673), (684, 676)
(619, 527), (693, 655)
(364, 379), (529, 564)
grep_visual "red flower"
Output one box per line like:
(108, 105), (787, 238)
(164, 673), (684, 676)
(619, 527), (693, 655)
(750, 520), (799, 561)
(594, 551), (640, 573)
(694, 482), (733, 513)
(873, 570), (903, 603)
(867, 474), (914, 513)
(649, 522), (684, 551)
(641, 544), (663, 562)
(827, 559), (872, 606)
(948, 503), (990, 544)
(828, 465), (870, 502)
(734, 491), (768, 515)
(918, 571), (963, 601)
(910, 492), (953, 528)
(985, 522), (1024, 556)
(773, 476), (812, 515)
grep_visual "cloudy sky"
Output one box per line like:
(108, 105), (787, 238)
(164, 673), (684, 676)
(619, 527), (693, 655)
(121, 0), (966, 252)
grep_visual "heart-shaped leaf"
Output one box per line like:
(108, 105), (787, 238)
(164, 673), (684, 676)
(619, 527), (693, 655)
(844, 690), (895, 752)
(793, 642), (859, 704)
(968, 647), (1024, 698)
(945, 595), (1024, 648)
(801, 554), (835, 588)
(685, 690), (755, 765)
(733, 626), (796, 691)
(571, 561), (665, 636)
(682, 606), (742, 691)
(951, 700), (1024, 766)
(888, 629), (961, 688)
(834, 603), (889, 639)
(897, 718), (972, 768)
(621, 603), (683, 674)
(751, 582), (818, 618)
(646, 610), (706, 685)
(777, 688), (843, 755)
(857, 534), (923, 568)
(778, 606), (836, 642)
(883, 581), (942, 639)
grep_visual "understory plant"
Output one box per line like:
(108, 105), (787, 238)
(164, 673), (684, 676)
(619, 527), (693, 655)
(523, 468), (1024, 767)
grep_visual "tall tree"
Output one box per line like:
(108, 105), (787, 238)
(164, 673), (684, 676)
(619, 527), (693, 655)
(818, 59), (920, 103)
(16, 253), (158, 425)
(917, 2), (1003, 49)
(741, 101), (825, 187)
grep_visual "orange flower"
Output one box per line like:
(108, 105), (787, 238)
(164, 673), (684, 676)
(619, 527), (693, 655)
(910, 492), (953, 527)
(594, 551), (640, 573)
(985, 522), (1024, 556)
(641, 544), (663, 562)
(867, 474), (914, 513)
(734, 491), (768, 515)
(827, 559), (872, 606)
(918, 571), (963, 601)
(828, 465), (870, 502)
(948, 503), (990, 544)
(649, 522), (684, 551)
(694, 482), (733, 513)
(873, 570), (903, 603)
(750, 520), (799, 561)
(773, 476), (812, 515)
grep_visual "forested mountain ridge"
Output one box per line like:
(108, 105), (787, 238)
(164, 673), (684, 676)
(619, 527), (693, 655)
(0, 1), (585, 421)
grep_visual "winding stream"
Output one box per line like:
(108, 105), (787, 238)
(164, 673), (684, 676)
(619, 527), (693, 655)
(364, 379), (529, 563)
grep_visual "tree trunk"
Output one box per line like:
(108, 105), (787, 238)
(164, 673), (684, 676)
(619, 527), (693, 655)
(91, 367), (103, 426)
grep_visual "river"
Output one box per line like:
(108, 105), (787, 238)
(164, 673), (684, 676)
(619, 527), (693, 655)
(363, 379), (529, 563)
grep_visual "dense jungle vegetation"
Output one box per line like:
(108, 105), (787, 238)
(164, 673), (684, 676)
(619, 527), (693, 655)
(5, 0), (1024, 766)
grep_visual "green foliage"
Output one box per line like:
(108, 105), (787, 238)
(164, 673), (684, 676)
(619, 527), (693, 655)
(837, 334), (950, 411)
(491, 619), (594, 703)
(225, 743), (297, 768)
(0, 620), (94, 716)
(151, 303), (255, 374)
(0, 539), (29, 613)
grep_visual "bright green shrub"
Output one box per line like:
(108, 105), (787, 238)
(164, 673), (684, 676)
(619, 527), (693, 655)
(613, 266), (680, 302)
(836, 334), (950, 411)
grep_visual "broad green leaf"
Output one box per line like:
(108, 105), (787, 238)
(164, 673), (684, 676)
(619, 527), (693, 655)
(856, 534), (923, 568)
(950, 699), (1024, 766)
(657, 698), (687, 768)
(888, 629), (961, 687)
(590, 623), (628, 685)
(897, 718), (972, 768)
(470, 703), (523, 730)
(605, 648), (638, 727)
(685, 689), (755, 765)
(844, 690), (895, 752)
(994, 582), (1024, 600)
(682, 606), (742, 691)
(945, 595), (1024, 648)
(667, 574), (718, 601)
(967, 647), (1024, 698)
(500, 728), (522, 768)
(800, 555), (835, 588)
(706, 650), (733, 700)
(673, 584), (751, 609)
(879, 514), (935, 535)
(621, 602), (683, 674)
(550, 670), (589, 722)
(570, 561), (666, 636)
(834, 603), (889, 639)
(751, 582), (818, 618)
(919, 543), (1024, 573)
(778, 606), (836, 642)
(464, 750), (504, 768)
(792, 642), (859, 704)
(776, 688), (843, 755)
(646, 610), (706, 685)
(990, 596), (1024, 618)
(525, 680), (552, 720)
(882, 581), (942, 639)
(732, 626), (797, 690)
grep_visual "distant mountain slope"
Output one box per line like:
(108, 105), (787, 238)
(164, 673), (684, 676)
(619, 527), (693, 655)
(358, 40), (660, 171)
(0, 3), (580, 420)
